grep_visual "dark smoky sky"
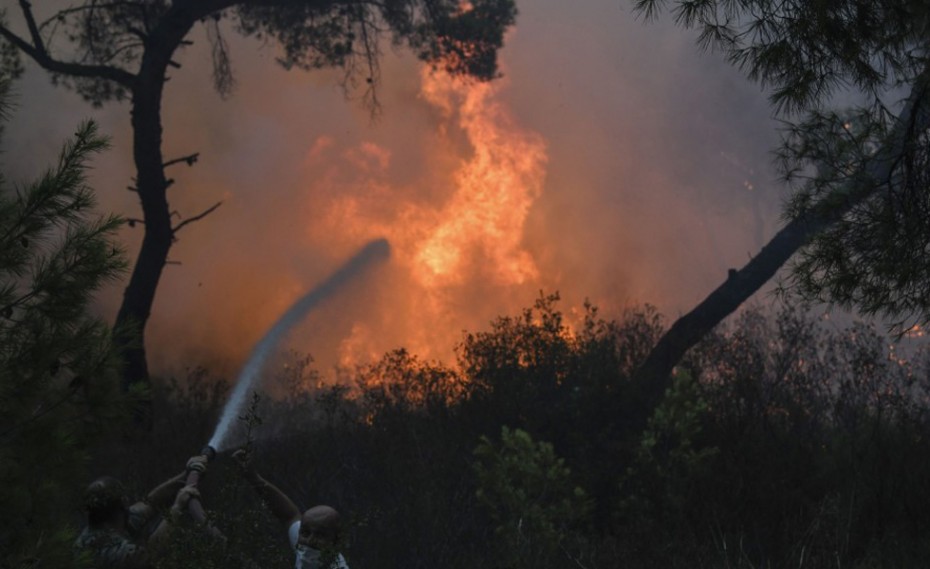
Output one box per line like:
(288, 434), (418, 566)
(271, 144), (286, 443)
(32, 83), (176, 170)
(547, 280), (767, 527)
(2, 0), (788, 378)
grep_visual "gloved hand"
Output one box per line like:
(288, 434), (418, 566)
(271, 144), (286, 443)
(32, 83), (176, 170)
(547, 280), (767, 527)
(232, 449), (250, 471)
(175, 486), (201, 508)
(169, 486), (201, 521)
(232, 449), (259, 482)
(186, 454), (208, 474)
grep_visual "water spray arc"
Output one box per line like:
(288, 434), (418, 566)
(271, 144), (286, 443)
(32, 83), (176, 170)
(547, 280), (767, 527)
(207, 238), (392, 452)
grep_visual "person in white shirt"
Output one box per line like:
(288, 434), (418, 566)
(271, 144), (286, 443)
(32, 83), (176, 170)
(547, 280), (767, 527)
(233, 449), (349, 569)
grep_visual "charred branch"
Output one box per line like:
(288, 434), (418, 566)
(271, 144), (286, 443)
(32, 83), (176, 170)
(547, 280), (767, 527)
(205, 18), (235, 97)
(172, 201), (223, 235)
(0, 0), (136, 87)
(38, 2), (150, 30)
(18, 0), (42, 49)
(163, 153), (199, 168)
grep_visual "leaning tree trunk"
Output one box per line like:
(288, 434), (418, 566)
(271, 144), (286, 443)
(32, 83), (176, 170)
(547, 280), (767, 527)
(633, 70), (930, 411)
(633, 214), (828, 407)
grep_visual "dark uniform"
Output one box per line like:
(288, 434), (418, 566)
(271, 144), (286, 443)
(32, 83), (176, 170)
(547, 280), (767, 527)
(74, 476), (160, 569)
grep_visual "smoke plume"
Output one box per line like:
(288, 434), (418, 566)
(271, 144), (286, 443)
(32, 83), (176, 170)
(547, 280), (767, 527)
(3, 0), (782, 379)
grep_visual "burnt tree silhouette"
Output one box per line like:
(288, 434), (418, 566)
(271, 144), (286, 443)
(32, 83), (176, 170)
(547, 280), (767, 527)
(0, 0), (516, 389)
(631, 0), (930, 408)
(636, 72), (930, 406)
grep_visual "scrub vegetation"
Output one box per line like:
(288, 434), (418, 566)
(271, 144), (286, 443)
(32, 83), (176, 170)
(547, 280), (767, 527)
(88, 294), (930, 569)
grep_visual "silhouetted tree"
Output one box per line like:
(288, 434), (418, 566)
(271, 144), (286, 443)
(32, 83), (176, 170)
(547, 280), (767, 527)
(0, 0), (517, 388)
(632, 0), (930, 407)
(0, 87), (129, 567)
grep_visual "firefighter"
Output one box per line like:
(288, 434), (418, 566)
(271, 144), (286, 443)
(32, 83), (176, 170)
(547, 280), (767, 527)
(74, 455), (208, 568)
(233, 449), (349, 569)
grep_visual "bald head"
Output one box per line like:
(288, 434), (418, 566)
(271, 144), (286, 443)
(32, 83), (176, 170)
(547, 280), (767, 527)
(297, 505), (342, 549)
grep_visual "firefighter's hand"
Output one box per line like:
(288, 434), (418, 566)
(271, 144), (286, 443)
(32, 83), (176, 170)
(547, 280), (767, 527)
(232, 449), (259, 480)
(186, 454), (208, 474)
(232, 449), (250, 470)
(169, 486), (201, 521)
(174, 486), (201, 508)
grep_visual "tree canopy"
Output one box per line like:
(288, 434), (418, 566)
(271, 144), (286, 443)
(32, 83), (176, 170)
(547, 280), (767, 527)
(3, 0), (517, 106)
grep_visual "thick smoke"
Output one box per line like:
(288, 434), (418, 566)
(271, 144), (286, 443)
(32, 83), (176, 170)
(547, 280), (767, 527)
(3, 0), (782, 378)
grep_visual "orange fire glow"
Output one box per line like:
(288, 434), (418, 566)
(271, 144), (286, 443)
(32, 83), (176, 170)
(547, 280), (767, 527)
(305, 66), (548, 367)
(414, 70), (545, 288)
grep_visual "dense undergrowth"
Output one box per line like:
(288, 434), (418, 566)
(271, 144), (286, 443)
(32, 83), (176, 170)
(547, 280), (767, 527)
(89, 294), (930, 568)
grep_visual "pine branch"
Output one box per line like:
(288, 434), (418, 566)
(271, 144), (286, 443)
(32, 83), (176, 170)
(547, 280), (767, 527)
(0, 122), (107, 257)
(163, 152), (200, 169)
(0, 382), (80, 443)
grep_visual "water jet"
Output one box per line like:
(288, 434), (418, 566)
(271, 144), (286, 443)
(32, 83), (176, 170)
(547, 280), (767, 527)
(206, 238), (390, 453)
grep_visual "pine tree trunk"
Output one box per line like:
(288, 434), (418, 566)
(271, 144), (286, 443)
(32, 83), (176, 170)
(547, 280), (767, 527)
(115, 77), (171, 389)
(633, 214), (827, 406)
(114, 7), (203, 390)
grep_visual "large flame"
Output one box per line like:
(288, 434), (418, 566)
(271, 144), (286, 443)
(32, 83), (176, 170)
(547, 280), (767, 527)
(414, 71), (543, 288)
(305, 66), (548, 367)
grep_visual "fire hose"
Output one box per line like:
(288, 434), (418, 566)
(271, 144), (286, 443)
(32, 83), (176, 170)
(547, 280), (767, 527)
(184, 445), (216, 521)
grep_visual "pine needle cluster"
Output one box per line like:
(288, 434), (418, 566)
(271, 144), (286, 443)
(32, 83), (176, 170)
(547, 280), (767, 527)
(0, 83), (130, 568)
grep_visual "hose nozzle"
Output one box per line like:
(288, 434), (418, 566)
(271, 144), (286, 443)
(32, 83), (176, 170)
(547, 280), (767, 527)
(185, 445), (216, 486)
(200, 445), (217, 462)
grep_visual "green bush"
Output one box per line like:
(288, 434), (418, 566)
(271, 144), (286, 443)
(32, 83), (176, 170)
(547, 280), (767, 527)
(473, 426), (592, 568)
